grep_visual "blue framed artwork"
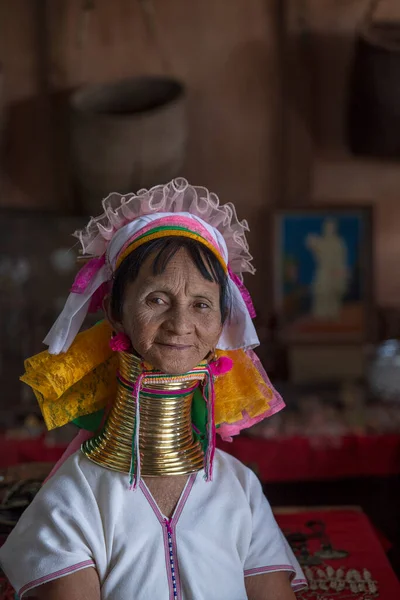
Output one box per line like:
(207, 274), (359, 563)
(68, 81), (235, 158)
(274, 206), (373, 343)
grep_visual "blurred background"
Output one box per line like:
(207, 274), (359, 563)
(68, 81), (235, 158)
(1, 0), (400, 593)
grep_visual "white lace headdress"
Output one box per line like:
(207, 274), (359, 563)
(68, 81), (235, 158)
(44, 178), (259, 354)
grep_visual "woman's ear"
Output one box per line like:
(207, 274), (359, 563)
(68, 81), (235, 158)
(102, 294), (124, 333)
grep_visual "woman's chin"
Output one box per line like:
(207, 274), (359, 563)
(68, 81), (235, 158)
(143, 346), (201, 375)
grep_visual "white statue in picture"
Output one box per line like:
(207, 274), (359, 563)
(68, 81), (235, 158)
(306, 218), (349, 320)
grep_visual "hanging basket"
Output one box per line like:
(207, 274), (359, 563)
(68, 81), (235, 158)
(70, 77), (187, 214)
(346, 1), (400, 158)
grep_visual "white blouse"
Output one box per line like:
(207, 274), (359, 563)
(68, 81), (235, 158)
(0, 449), (306, 599)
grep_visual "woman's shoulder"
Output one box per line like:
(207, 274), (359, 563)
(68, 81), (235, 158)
(45, 449), (97, 481)
(43, 449), (125, 497)
(214, 448), (261, 489)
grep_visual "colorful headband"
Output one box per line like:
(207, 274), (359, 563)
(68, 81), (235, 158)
(114, 215), (228, 272)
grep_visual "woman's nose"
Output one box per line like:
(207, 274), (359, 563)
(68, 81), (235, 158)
(163, 306), (192, 336)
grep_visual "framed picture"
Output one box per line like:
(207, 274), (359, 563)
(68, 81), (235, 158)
(273, 206), (373, 343)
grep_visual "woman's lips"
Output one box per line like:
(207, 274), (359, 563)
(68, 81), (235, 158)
(156, 342), (192, 350)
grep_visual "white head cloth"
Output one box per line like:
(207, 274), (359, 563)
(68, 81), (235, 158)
(44, 181), (259, 354)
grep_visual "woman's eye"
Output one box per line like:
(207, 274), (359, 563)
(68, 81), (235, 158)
(149, 297), (166, 306)
(195, 302), (210, 309)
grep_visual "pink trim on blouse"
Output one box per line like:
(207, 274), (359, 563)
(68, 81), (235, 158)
(292, 578), (309, 591)
(19, 560), (95, 597)
(244, 566), (308, 592)
(244, 564), (296, 577)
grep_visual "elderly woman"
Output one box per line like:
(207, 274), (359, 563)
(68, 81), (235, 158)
(0, 180), (306, 599)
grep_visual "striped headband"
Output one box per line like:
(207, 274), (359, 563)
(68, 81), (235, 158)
(115, 216), (228, 272)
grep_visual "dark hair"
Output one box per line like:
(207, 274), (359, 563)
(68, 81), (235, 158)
(110, 236), (230, 323)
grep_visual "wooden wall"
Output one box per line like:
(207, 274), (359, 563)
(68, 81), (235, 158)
(285, 0), (400, 307)
(0, 0), (282, 324)
(0, 0), (282, 213)
(1, 0), (400, 320)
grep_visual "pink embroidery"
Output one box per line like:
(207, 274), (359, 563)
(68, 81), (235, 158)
(71, 255), (106, 294)
(228, 266), (256, 318)
(109, 332), (131, 352)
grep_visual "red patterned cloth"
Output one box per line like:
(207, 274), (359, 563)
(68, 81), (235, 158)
(275, 508), (400, 599)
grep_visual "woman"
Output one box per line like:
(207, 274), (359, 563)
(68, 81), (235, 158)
(0, 179), (306, 599)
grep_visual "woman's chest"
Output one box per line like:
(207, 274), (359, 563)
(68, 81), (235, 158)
(142, 474), (189, 519)
(97, 476), (251, 600)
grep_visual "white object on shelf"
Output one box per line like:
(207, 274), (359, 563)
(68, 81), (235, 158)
(368, 339), (400, 401)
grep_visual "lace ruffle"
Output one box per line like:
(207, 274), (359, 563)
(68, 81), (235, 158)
(73, 178), (254, 277)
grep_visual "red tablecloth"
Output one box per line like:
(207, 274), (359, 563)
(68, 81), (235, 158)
(0, 436), (67, 469)
(275, 508), (400, 599)
(1, 433), (400, 483)
(218, 433), (400, 482)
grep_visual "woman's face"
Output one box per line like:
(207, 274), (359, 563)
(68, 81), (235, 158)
(114, 248), (223, 374)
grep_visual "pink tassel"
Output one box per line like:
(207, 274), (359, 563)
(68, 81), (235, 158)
(209, 356), (233, 377)
(109, 332), (131, 352)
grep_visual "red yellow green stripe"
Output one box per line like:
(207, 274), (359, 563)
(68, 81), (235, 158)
(116, 227), (227, 272)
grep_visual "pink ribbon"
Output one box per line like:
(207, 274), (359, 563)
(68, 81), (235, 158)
(71, 255), (106, 293)
(228, 266), (256, 319)
(70, 255), (108, 313)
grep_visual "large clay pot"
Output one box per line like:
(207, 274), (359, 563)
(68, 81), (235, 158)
(70, 77), (186, 214)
